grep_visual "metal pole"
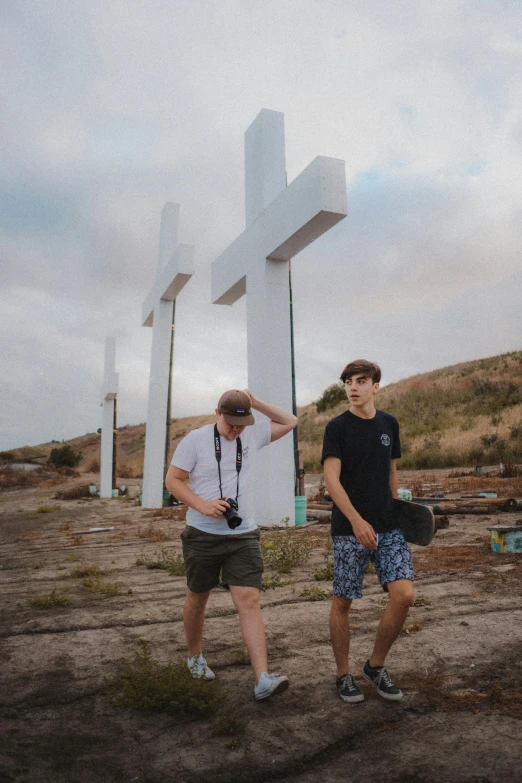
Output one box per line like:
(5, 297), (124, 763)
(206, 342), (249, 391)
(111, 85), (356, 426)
(289, 261), (300, 495)
(112, 396), (117, 491)
(164, 300), (176, 488)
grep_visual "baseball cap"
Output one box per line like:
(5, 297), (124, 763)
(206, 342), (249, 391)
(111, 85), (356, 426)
(218, 390), (255, 426)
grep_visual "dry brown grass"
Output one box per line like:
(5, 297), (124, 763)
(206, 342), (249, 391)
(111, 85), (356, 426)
(147, 507), (186, 520)
(83, 457), (100, 473)
(413, 543), (522, 594)
(414, 543), (494, 573)
(137, 522), (171, 542)
(53, 485), (91, 500)
(66, 534), (85, 546)
(402, 673), (522, 719)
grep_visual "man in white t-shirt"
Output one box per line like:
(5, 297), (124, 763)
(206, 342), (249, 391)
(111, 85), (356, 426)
(165, 389), (297, 701)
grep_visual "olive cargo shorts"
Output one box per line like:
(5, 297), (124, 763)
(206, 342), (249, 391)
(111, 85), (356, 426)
(180, 526), (264, 593)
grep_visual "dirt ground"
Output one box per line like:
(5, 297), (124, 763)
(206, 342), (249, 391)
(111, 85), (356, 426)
(1, 470), (521, 783)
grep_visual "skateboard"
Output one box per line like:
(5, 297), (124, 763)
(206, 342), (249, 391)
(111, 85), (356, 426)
(393, 498), (435, 546)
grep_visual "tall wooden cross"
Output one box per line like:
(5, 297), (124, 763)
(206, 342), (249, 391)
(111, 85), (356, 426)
(142, 203), (194, 508)
(211, 109), (347, 526)
(100, 336), (118, 498)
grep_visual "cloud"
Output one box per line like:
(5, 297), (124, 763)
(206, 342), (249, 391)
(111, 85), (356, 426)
(1, 0), (522, 449)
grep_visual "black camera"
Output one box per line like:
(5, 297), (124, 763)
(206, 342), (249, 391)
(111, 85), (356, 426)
(223, 498), (242, 529)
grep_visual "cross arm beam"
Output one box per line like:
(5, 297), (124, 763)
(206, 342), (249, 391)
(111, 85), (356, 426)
(142, 244), (195, 327)
(211, 156), (347, 305)
(101, 372), (119, 404)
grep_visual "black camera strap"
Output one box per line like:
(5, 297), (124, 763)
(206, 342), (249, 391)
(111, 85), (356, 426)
(214, 424), (242, 502)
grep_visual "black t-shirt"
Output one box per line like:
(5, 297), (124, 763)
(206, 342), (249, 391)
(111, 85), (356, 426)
(321, 409), (401, 536)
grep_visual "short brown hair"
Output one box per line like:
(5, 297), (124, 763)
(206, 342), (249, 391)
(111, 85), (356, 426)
(340, 360), (381, 384)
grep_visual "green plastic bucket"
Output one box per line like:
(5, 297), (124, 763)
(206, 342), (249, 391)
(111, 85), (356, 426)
(295, 495), (307, 526)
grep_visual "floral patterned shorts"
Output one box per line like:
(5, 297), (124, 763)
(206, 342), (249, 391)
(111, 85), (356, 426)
(332, 528), (414, 599)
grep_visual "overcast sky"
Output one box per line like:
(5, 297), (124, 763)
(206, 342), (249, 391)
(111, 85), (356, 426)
(1, 0), (521, 450)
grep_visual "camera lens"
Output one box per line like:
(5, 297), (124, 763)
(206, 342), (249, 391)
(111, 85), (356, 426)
(224, 498), (242, 529)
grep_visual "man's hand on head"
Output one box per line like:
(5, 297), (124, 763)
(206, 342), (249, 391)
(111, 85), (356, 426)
(243, 389), (256, 407)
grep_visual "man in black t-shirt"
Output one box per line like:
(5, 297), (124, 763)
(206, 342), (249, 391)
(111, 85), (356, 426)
(321, 360), (414, 704)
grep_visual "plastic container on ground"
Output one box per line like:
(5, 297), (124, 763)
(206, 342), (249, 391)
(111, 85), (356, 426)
(295, 495), (307, 526)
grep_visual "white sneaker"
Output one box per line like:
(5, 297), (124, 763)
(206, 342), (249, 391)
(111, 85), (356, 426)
(254, 672), (289, 700)
(187, 653), (215, 680)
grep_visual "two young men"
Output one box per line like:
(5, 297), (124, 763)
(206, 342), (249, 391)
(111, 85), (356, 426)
(168, 359), (413, 703)
(165, 389), (297, 700)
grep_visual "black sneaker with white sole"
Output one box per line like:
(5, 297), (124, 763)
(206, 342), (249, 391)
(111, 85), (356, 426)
(362, 660), (403, 700)
(336, 673), (365, 703)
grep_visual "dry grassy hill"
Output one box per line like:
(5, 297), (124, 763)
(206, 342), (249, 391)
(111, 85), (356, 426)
(6, 350), (522, 475)
(302, 350), (522, 471)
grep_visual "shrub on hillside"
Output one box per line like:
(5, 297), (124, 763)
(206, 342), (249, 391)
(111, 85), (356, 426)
(468, 380), (522, 414)
(509, 423), (522, 441)
(0, 451), (15, 462)
(314, 383), (346, 412)
(481, 433), (499, 448)
(48, 444), (82, 468)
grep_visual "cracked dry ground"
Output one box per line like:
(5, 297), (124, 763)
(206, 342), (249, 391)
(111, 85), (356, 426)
(1, 477), (521, 783)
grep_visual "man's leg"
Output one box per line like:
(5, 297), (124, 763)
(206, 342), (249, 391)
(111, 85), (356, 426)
(369, 579), (414, 667)
(330, 595), (353, 676)
(183, 588), (211, 657)
(228, 585), (267, 681)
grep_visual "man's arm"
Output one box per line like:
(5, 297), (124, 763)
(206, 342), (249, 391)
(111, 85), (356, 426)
(165, 465), (230, 518)
(323, 456), (377, 549)
(390, 459), (398, 499)
(244, 389), (297, 443)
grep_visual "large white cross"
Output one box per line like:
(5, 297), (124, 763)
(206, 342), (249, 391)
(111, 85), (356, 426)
(100, 336), (118, 499)
(142, 203), (194, 508)
(211, 109), (347, 526)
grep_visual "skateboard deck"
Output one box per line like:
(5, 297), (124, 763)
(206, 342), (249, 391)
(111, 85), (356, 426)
(393, 498), (435, 546)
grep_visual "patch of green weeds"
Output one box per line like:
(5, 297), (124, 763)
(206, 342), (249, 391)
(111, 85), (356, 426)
(82, 575), (123, 595)
(104, 639), (224, 716)
(28, 588), (71, 609)
(314, 557), (334, 581)
(260, 521), (314, 573)
(136, 548), (185, 576)
(211, 711), (246, 738)
(411, 595), (431, 607)
(261, 573), (288, 590)
(401, 622), (423, 635)
(36, 504), (61, 514)
(66, 554), (81, 562)
(300, 585), (329, 601)
(366, 562), (376, 574)
(227, 645), (250, 666)
(69, 563), (105, 579)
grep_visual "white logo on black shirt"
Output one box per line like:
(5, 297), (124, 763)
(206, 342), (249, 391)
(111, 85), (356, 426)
(381, 434), (391, 447)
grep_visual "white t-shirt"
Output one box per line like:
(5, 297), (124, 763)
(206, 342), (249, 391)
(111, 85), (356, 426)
(171, 419), (271, 535)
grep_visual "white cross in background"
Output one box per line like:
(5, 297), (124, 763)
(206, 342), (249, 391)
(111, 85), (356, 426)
(211, 109), (347, 526)
(100, 336), (118, 499)
(142, 203), (194, 508)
